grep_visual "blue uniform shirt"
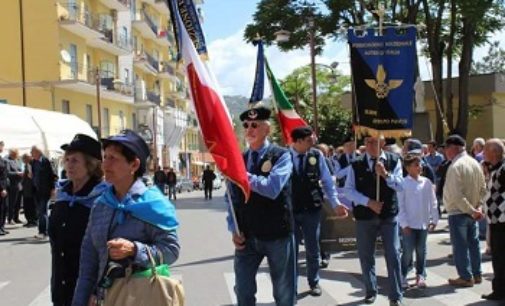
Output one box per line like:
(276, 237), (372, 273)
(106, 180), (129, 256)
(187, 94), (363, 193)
(344, 151), (404, 206)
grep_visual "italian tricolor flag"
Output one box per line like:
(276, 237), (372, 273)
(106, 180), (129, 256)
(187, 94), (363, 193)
(265, 59), (308, 144)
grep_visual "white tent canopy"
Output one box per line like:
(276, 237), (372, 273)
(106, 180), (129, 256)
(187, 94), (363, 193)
(0, 104), (97, 157)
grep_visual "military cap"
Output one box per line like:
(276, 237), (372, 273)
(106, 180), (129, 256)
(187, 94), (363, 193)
(61, 134), (102, 160)
(291, 126), (313, 141)
(406, 138), (423, 154)
(239, 106), (271, 121)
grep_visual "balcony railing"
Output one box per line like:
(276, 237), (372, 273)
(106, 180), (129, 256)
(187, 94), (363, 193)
(101, 30), (132, 51)
(145, 52), (159, 71)
(146, 91), (161, 105)
(59, 62), (133, 96)
(160, 61), (174, 75)
(137, 9), (158, 35)
(59, 3), (97, 29)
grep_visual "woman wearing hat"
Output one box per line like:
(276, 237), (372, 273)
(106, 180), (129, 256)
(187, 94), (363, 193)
(72, 129), (180, 306)
(49, 134), (108, 306)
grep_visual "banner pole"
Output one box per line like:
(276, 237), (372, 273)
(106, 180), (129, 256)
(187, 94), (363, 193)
(225, 180), (241, 236)
(376, 133), (382, 201)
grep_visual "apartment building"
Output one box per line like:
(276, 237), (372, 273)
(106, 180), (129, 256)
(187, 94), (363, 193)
(0, 0), (204, 171)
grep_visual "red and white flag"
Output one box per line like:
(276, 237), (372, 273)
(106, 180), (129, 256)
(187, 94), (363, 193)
(179, 18), (250, 201)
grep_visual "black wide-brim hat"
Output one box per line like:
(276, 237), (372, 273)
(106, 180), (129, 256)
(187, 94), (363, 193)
(61, 134), (102, 160)
(101, 129), (150, 163)
(239, 106), (271, 121)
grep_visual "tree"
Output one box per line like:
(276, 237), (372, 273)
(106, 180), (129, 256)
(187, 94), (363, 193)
(471, 41), (505, 74)
(279, 64), (352, 146)
(246, 0), (505, 141)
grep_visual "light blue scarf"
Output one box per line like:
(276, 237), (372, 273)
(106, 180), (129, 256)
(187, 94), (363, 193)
(97, 184), (179, 231)
(55, 180), (109, 208)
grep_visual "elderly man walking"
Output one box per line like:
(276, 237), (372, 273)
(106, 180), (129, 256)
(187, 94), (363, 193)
(481, 139), (505, 301)
(443, 135), (486, 287)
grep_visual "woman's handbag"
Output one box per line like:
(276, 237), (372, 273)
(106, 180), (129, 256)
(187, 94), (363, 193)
(103, 248), (185, 306)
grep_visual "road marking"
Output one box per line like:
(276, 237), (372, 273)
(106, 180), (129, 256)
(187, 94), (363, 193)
(0, 281), (10, 291)
(224, 272), (275, 305)
(319, 269), (390, 305)
(28, 285), (50, 306)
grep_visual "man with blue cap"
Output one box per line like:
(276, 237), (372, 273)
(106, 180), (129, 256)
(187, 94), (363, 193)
(227, 105), (296, 306)
(289, 126), (348, 296)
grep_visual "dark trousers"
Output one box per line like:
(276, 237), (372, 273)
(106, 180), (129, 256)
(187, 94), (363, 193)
(8, 187), (21, 222)
(35, 194), (50, 235)
(204, 184), (213, 199)
(0, 195), (7, 229)
(23, 196), (36, 223)
(490, 223), (505, 293)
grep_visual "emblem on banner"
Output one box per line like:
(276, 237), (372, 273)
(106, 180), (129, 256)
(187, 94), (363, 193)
(365, 65), (403, 99)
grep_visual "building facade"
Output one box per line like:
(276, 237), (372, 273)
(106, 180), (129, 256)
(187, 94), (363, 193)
(0, 0), (206, 174)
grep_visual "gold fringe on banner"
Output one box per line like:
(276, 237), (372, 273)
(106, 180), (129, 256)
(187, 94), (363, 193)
(355, 126), (412, 139)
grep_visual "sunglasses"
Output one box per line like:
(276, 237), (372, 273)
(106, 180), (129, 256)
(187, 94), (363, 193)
(242, 122), (260, 129)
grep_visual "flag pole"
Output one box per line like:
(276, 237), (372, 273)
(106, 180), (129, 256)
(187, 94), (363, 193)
(225, 180), (241, 236)
(375, 4), (386, 202)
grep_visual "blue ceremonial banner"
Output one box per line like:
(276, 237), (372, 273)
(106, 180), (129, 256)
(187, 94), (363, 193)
(249, 39), (265, 104)
(348, 27), (416, 137)
(167, 0), (208, 59)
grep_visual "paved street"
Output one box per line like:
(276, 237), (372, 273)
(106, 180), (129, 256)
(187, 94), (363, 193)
(0, 188), (500, 305)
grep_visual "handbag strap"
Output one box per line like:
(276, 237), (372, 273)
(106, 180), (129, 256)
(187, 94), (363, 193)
(145, 247), (158, 276)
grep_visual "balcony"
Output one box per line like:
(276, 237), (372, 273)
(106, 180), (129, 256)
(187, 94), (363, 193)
(165, 97), (176, 108)
(88, 31), (132, 56)
(98, 0), (130, 11)
(133, 51), (158, 75)
(134, 82), (161, 106)
(56, 62), (134, 104)
(159, 61), (178, 81)
(145, 52), (159, 71)
(132, 10), (158, 39)
(155, 29), (170, 47)
(154, 0), (170, 16)
(58, 4), (103, 40)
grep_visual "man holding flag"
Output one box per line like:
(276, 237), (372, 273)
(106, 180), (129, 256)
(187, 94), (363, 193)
(226, 105), (296, 306)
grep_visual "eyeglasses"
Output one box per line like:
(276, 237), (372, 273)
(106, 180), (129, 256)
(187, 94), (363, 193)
(242, 122), (259, 129)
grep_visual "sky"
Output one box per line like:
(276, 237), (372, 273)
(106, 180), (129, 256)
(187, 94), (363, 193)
(200, 0), (505, 98)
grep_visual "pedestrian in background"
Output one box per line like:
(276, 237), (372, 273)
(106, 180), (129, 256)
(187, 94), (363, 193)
(227, 106), (295, 306)
(6, 148), (23, 225)
(166, 168), (177, 201)
(481, 138), (505, 301)
(0, 141), (9, 235)
(344, 135), (404, 305)
(443, 135), (486, 287)
(290, 126), (348, 296)
(153, 165), (167, 195)
(72, 130), (179, 306)
(202, 165), (216, 200)
(21, 153), (37, 227)
(398, 154), (438, 289)
(31, 145), (57, 239)
(49, 134), (107, 306)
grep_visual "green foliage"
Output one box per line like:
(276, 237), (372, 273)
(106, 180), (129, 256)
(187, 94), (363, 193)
(471, 41), (505, 74)
(279, 64), (352, 146)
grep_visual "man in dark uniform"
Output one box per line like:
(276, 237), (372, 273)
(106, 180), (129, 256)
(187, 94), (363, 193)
(153, 165), (167, 194)
(0, 141), (9, 235)
(335, 136), (359, 187)
(6, 149), (23, 224)
(344, 135), (405, 305)
(31, 145), (56, 239)
(166, 168), (177, 200)
(227, 105), (295, 306)
(290, 126), (348, 296)
(202, 165), (216, 200)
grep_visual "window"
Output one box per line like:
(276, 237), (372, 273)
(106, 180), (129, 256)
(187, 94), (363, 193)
(85, 104), (93, 125)
(69, 44), (77, 79)
(103, 108), (110, 137)
(124, 68), (130, 85)
(100, 61), (115, 78)
(132, 113), (137, 131)
(62, 100), (70, 114)
(119, 110), (125, 130)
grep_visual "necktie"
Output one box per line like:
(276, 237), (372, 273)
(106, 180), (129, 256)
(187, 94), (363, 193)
(251, 151), (259, 171)
(370, 157), (377, 173)
(298, 154), (305, 174)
